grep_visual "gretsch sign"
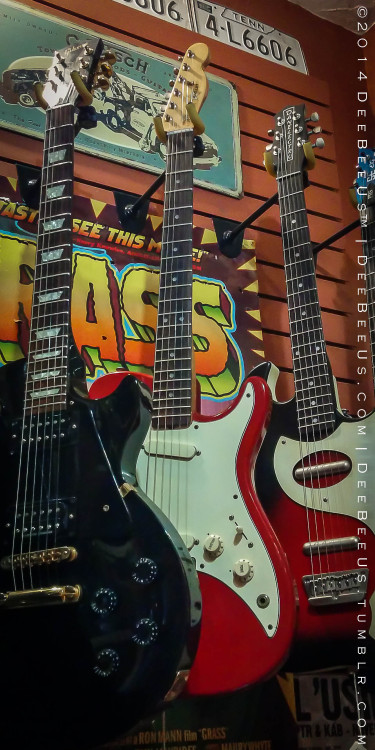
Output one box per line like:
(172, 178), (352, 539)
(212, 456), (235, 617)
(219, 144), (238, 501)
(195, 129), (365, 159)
(113, 0), (308, 74)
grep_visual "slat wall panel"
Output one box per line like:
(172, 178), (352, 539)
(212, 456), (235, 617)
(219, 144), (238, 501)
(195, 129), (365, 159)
(1, 0), (374, 415)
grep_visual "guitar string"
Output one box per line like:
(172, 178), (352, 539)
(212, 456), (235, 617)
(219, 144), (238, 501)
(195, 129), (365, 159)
(279, 112), (327, 587)
(13, 101), (55, 590)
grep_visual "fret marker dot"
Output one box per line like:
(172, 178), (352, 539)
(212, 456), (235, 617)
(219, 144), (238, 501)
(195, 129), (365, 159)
(309, 380), (313, 386)
(296, 252), (300, 257)
(311, 400), (316, 405)
(173, 247), (178, 252)
(175, 214), (179, 219)
(168, 392), (173, 397)
(316, 346), (320, 351)
(164, 316), (168, 322)
(295, 350), (299, 356)
(179, 315), (184, 322)
(299, 283), (303, 288)
(292, 219), (296, 224)
(172, 276), (177, 282)
(313, 418), (318, 423)
(169, 373), (174, 379)
(170, 352), (175, 358)
(302, 311), (306, 316)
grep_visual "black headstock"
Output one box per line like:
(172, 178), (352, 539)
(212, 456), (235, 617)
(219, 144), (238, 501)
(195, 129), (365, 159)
(264, 103), (324, 179)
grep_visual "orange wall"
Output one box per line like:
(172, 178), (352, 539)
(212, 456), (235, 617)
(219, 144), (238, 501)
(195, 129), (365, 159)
(1, 0), (374, 411)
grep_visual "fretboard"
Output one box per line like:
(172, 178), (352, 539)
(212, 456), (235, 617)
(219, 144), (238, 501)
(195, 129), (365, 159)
(361, 200), (375, 389)
(278, 170), (336, 439)
(152, 129), (194, 429)
(25, 104), (75, 416)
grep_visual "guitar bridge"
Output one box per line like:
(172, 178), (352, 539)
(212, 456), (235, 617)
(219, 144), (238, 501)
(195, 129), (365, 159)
(0, 585), (81, 609)
(302, 569), (368, 606)
(0, 546), (77, 571)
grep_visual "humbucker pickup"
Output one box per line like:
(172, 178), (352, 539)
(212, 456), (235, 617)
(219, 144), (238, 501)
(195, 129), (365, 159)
(302, 569), (368, 606)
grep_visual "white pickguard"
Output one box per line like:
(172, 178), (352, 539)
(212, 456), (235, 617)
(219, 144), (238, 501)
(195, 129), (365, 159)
(273, 413), (375, 535)
(135, 382), (280, 637)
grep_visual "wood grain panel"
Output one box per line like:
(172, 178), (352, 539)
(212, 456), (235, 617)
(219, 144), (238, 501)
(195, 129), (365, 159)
(257, 263), (352, 314)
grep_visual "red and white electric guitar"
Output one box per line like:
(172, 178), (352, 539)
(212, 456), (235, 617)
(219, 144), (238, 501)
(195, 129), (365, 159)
(90, 45), (296, 693)
(252, 105), (375, 666)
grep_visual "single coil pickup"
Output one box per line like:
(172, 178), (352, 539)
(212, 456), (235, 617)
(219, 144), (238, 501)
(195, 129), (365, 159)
(294, 459), (351, 481)
(0, 545), (77, 570)
(0, 585), (81, 609)
(4, 499), (76, 538)
(303, 537), (359, 556)
(302, 568), (368, 606)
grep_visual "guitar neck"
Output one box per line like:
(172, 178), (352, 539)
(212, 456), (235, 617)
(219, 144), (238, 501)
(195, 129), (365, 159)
(25, 104), (75, 416)
(152, 129), (194, 429)
(278, 170), (336, 439)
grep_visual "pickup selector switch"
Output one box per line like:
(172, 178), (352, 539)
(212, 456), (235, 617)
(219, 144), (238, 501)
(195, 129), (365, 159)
(132, 618), (159, 646)
(203, 534), (224, 558)
(94, 648), (120, 678)
(132, 557), (158, 585)
(91, 588), (118, 615)
(233, 559), (254, 583)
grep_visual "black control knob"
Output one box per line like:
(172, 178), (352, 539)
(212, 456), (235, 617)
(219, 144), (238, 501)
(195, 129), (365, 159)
(93, 648), (120, 678)
(91, 588), (118, 616)
(132, 618), (159, 646)
(132, 557), (158, 585)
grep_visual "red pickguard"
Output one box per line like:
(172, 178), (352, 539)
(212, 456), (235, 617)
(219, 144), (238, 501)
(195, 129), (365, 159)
(89, 373), (297, 694)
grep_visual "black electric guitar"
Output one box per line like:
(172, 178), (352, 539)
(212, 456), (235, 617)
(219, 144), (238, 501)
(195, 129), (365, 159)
(0, 42), (201, 750)
(252, 104), (375, 668)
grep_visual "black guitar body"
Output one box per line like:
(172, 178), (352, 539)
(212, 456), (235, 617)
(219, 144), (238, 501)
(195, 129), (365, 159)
(0, 360), (201, 750)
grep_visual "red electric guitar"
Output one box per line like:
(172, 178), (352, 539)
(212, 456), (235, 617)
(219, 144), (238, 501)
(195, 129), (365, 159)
(252, 104), (375, 668)
(90, 44), (296, 694)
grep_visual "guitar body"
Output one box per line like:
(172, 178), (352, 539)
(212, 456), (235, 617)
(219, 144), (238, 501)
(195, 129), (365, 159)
(0, 360), (201, 749)
(253, 361), (375, 668)
(90, 371), (296, 693)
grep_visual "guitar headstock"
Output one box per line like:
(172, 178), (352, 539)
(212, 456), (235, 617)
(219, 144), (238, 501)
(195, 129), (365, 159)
(34, 39), (115, 110)
(264, 103), (325, 179)
(154, 43), (210, 143)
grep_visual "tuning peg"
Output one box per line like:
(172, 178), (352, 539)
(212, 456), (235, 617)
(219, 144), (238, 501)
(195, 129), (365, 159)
(96, 75), (110, 91)
(265, 143), (273, 152)
(84, 45), (94, 55)
(182, 63), (190, 70)
(312, 137), (325, 149)
(173, 67), (179, 74)
(101, 50), (116, 64)
(100, 62), (113, 77)
(187, 50), (195, 58)
(307, 125), (323, 135)
(306, 111), (319, 123)
(267, 129), (275, 136)
(178, 55), (183, 61)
